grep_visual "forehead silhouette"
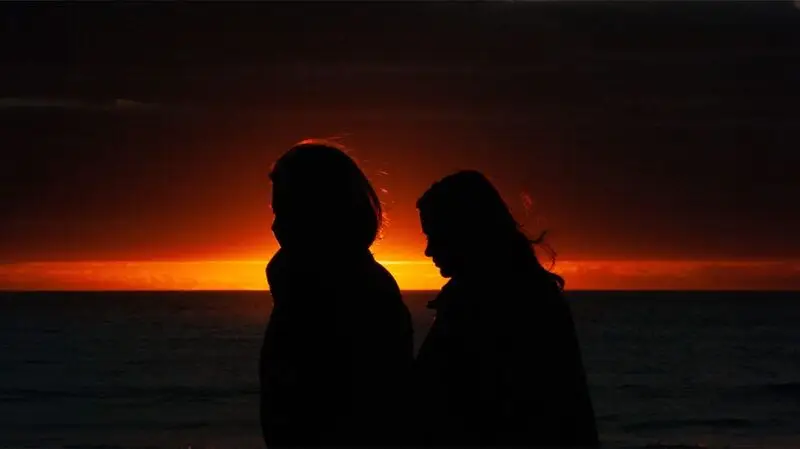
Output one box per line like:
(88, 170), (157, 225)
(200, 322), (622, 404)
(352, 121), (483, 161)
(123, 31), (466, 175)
(419, 170), (511, 228)
(273, 143), (357, 183)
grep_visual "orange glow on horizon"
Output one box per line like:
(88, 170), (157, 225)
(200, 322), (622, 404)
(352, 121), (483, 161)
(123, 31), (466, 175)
(0, 258), (798, 291)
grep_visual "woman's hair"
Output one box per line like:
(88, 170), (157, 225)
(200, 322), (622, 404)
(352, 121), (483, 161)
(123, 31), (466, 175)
(269, 139), (383, 251)
(417, 170), (565, 290)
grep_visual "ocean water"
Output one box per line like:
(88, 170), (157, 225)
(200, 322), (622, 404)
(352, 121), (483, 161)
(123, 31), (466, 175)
(1, 290), (799, 449)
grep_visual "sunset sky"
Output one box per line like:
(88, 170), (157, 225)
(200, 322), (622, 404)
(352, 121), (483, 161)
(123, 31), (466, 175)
(1, 2), (799, 290)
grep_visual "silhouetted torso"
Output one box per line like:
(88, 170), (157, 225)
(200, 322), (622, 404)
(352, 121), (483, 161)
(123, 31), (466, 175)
(260, 248), (414, 447)
(414, 267), (599, 447)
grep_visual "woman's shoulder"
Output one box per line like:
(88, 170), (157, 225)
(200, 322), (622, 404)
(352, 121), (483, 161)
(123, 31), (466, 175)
(268, 248), (404, 302)
(367, 260), (402, 294)
(444, 270), (563, 317)
(358, 260), (409, 314)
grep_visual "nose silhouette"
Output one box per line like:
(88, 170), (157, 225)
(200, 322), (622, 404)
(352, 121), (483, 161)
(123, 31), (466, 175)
(424, 241), (432, 258)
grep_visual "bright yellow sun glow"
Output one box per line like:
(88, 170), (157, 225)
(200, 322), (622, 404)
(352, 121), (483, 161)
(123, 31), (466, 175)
(0, 258), (798, 291)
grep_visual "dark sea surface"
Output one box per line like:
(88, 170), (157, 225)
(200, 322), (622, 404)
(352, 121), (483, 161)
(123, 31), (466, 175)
(1, 290), (799, 449)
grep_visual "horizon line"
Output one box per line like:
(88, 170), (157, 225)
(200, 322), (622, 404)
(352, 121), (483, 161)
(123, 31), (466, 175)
(2, 288), (799, 293)
(4, 258), (799, 264)
(2, 259), (798, 291)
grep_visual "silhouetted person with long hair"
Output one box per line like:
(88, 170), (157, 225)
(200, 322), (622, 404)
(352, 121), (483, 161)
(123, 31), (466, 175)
(260, 140), (414, 447)
(414, 170), (598, 447)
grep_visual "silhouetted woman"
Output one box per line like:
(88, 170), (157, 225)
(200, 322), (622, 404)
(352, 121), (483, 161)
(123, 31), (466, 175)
(414, 170), (598, 447)
(260, 140), (414, 447)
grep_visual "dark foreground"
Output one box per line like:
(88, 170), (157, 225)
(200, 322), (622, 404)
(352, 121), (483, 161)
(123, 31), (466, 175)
(1, 290), (798, 449)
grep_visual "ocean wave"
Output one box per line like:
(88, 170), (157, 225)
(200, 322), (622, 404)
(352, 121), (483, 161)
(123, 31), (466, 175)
(61, 445), (138, 449)
(609, 381), (800, 401)
(622, 418), (755, 431)
(616, 383), (669, 397)
(640, 444), (714, 449)
(727, 382), (800, 400)
(755, 382), (800, 396)
(0, 385), (259, 403)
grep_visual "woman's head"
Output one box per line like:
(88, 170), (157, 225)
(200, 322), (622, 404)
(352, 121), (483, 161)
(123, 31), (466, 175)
(417, 170), (564, 289)
(269, 140), (383, 253)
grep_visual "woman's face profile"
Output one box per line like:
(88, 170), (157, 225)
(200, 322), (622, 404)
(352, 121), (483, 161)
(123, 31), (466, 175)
(270, 184), (300, 250)
(270, 181), (320, 251)
(421, 212), (462, 278)
(270, 188), (287, 248)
